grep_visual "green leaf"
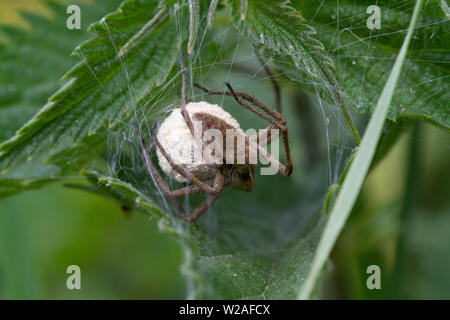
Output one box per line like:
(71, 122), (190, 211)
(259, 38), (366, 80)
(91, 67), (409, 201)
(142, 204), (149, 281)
(79, 169), (165, 219)
(0, 0), (123, 195)
(233, 0), (361, 144)
(292, 0), (450, 130)
(0, 0), (188, 172)
(298, 0), (426, 299)
(0, 177), (56, 199)
(0, 0), (123, 143)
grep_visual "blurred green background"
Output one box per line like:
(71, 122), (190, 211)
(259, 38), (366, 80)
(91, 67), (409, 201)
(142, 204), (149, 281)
(0, 183), (185, 299)
(0, 0), (449, 300)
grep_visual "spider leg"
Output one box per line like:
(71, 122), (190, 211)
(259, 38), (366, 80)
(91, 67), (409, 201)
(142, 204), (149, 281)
(250, 124), (279, 147)
(171, 184), (205, 197)
(193, 83), (285, 128)
(178, 55), (223, 184)
(183, 168), (224, 222)
(224, 83), (292, 176)
(151, 121), (222, 195)
(141, 131), (224, 222)
(193, 83), (293, 176)
(140, 133), (188, 218)
(179, 54), (195, 136)
(140, 131), (204, 197)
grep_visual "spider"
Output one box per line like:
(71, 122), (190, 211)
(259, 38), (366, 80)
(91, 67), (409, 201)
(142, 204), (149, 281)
(140, 54), (293, 222)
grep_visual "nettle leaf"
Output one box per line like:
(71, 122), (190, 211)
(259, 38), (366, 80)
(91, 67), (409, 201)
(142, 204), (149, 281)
(0, 177), (56, 199)
(78, 169), (165, 219)
(292, 0), (449, 129)
(231, 0), (361, 144)
(0, 0), (123, 144)
(0, 0), (188, 172)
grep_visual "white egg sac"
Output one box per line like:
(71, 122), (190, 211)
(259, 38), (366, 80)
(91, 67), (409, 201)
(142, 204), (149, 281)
(156, 101), (243, 183)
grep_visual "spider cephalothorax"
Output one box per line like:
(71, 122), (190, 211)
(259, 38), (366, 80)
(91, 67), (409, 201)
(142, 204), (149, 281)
(140, 55), (292, 222)
(228, 165), (256, 192)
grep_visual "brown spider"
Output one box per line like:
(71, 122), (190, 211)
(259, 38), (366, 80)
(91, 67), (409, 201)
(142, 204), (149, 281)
(140, 55), (293, 222)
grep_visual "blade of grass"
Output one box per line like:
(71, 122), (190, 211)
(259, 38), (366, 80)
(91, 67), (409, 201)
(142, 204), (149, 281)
(298, 0), (426, 300)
